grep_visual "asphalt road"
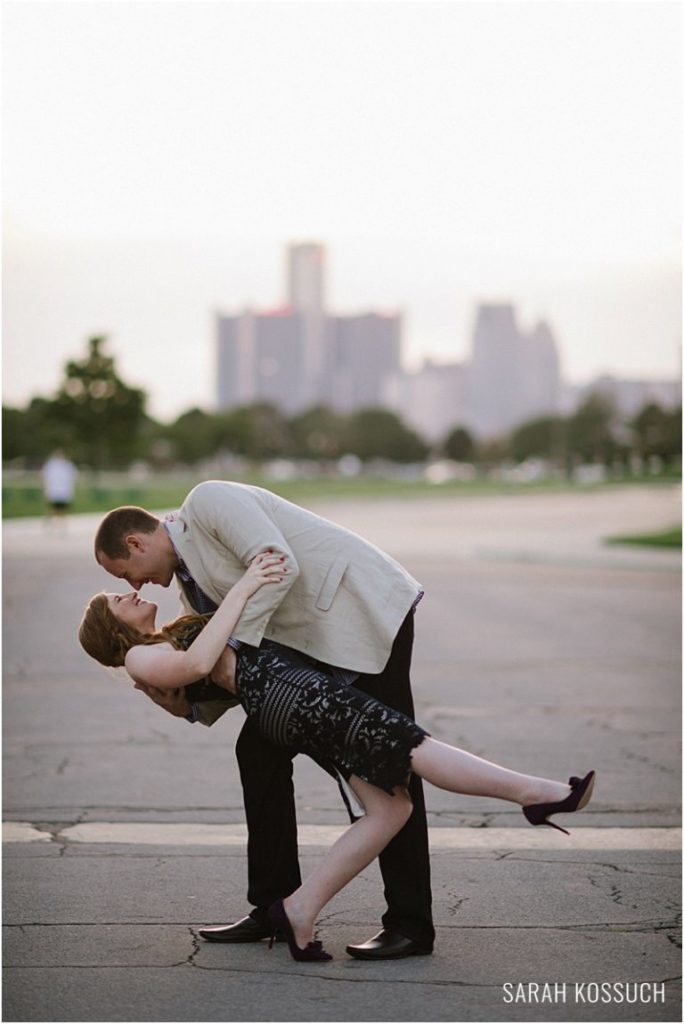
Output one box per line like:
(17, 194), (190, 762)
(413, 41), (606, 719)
(3, 484), (681, 1022)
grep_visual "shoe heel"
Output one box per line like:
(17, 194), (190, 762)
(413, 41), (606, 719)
(542, 818), (570, 836)
(267, 898), (332, 962)
(268, 930), (275, 950)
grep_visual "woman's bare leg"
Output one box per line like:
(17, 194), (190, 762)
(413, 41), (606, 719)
(282, 743), (573, 949)
(283, 776), (413, 949)
(409, 737), (571, 806)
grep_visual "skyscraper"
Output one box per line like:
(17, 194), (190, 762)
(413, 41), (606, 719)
(287, 242), (325, 315)
(325, 312), (402, 411)
(468, 304), (522, 436)
(382, 359), (468, 441)
(216, 311), (255, 409)
(287, 242), (326, 407)
(467, 304), (561, 437)
(216, 307), (307, 414)
(518, 320), (561, 419)
(216, 243), (403, 416)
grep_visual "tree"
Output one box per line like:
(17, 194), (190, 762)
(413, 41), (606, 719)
(216, 403), (293, 461)
(663, 406), (683, 467)
(510, 416), (567, 464)
(630, 402), (682, 468)
(566, 392), (620, 466)
(48, 336), (147, 468)
(2, 406), (30, 463)
(289, 405), (349, 459)
(476, 436), (510, 475)
(442, 425), (476, 462)
(165, 408), (221, 465)
(343, 408), (429, 463)
(3, 400), (75, 467)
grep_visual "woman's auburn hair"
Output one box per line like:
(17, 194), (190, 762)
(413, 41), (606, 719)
(78, 594), (210, 669)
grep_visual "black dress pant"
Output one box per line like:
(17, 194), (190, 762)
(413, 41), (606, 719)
(234, 611), (435, 951)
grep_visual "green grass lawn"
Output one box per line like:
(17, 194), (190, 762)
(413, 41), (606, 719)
(605, 525), (682, 549)
(3, 481), (194, 519)
(2, 471), (681, 519)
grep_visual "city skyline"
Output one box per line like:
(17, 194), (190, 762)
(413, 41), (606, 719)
(215, 242), (679, 442)
(4, 232), (680, 422)
(3, 1), (681, 419)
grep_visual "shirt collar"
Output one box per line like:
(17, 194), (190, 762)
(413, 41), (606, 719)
(162, 521), (188, 577)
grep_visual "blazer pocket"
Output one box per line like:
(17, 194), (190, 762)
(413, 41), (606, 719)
(315, 555), (349, 611)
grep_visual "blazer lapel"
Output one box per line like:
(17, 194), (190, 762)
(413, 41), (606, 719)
(164, 513), (224, 606)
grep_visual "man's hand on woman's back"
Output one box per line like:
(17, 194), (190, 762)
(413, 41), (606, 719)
(134, 681), (192, 718)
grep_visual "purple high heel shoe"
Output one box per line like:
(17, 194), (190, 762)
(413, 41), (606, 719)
(267, 899), (332, 962)
(523, 771), (596, 835)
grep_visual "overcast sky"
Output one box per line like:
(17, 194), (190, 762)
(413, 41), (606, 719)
(3, 0), (681, 420)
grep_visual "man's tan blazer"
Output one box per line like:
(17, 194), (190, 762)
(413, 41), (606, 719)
(166, 479), (421, 686)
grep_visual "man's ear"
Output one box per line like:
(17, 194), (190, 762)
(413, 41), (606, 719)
(125, 533), (146, 553)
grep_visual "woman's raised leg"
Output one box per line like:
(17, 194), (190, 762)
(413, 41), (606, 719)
(409, 737), (572, 806)
(282, 777), (414, 949)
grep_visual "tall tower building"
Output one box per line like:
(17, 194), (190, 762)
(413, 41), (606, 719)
(216, 242), (405, 417)
(382, 359), (469, 442)
(326, 313), (402, 411)
(287, 242), (327, 407)
(216, 311), (256, 409)
(287, 242), (325, 315)
(468, 304), (522, 436)
(216, 308), (306, 414)
(519, 320), (561, 416)
(468, 304), (561, 437)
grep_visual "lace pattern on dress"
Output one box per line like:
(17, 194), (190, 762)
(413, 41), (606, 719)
(235, 641), (428, 794)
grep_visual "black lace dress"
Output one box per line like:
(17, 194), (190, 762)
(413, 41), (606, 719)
(232, 640), (429, 794)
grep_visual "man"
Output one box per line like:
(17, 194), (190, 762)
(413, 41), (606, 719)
(95, 480), (434, 959)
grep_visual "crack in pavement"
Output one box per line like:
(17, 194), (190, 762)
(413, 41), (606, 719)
(621, 748), (679, 777)
(186, 928), (202, 968)
(31, 812), (91, 857)
(10, 850), (679, 865)
(664, 912), (682, 950)
(0, 961), (552, 987)
(508, 857), (680, 878)
(445, 895), (469, 914)
(584, 871), (680, 916)
(5, 805), (248, 814)
(37, 825), (69, 858)
(10, 805), (677, 821)
(5, 918), (680, 932)
(440, 853), (680, 871)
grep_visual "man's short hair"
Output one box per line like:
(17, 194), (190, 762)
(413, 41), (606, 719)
(95, 506), (160, 561)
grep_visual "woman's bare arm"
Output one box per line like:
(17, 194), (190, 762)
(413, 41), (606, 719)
(124, 553), (285, 689)
(209, 645), (237, 693)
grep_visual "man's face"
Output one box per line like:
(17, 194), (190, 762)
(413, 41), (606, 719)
(97, 533), (177, 590)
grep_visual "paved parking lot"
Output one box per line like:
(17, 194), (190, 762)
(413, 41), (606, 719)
(3, 485), (681, 1021)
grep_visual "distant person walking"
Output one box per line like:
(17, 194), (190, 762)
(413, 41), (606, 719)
(41, 451), (77, 525)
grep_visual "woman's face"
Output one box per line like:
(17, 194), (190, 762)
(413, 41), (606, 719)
(106, 592), (157, 634)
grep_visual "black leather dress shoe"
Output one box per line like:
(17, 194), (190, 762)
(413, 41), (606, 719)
(199, 914), (275, 943)
(346, 928), (432, 960)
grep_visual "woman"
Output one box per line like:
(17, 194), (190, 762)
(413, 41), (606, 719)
(79, 552), (595, 963)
